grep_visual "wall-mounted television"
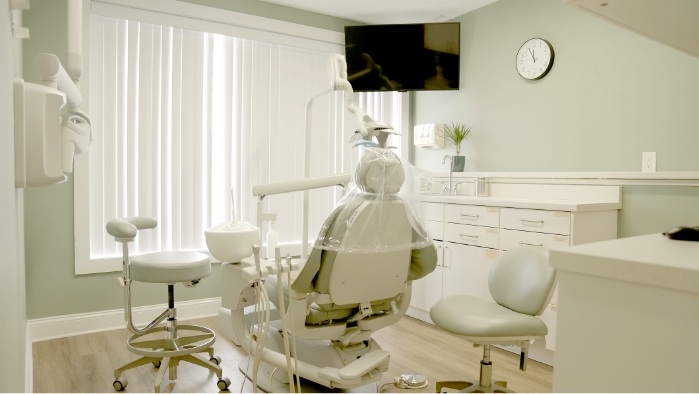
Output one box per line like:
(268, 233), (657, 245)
(344, 23), (460, 92)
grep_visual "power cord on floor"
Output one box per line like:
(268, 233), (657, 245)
(379, 373), (428, 392)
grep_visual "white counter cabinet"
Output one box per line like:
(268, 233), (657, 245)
(550, 234), (699, 392)
(408, 185), (621, 366)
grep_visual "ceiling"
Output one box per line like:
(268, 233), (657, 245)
(257, 0), (500, 24)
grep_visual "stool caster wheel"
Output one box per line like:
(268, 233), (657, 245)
(217, 377), (231, 391)
(152, 359), (162, 368)
(113, 378), (128, 391)
(210, 356), (221, 365)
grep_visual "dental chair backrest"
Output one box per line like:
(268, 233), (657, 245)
(321, 198), (412, 306)
(289, 148), (417, 341)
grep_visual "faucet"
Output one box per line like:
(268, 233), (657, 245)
(442, 155), (454, 194)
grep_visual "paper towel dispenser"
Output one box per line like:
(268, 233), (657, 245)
(413, 123), (444, 149)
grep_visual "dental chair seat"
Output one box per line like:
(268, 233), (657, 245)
(265, 275), (394, 325)
(130, 251), (211, 284)
(430, 295), (548, 339)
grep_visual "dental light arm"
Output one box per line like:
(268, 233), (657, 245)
(331, 54), (373, 139)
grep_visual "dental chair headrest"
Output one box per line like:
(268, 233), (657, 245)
(355, 148), (404, 194)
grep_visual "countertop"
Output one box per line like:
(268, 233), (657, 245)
(419, 194), (622, 212)
(549, 233), (699, 294)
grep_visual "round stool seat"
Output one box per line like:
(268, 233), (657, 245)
(131, 251), (211, 283)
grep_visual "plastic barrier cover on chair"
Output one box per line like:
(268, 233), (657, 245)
(315, 147), (433, 254)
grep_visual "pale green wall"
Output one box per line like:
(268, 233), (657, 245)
(411, 0), (699, 237)
(23, 0), (352, 319)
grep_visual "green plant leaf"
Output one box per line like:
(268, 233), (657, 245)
(443, 123), (471, 155)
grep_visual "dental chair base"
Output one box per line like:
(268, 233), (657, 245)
(237, 329), (383, 393)
(220, 259), (396, 392)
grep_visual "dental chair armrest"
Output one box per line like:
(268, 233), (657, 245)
(318, 349), (389, 382)
(106, 216), (158, 240)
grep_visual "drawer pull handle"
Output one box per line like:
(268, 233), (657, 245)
(459, 234), (479, 240)
(459, 214), (480, 219)
(519, 242), (543, 247)
(520, 219), (544, 225)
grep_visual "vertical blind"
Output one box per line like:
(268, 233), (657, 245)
(85, 14), (404, 264)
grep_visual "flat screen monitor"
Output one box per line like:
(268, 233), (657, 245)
(344, 23), (460, 92)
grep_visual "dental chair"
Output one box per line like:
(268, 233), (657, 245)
(107, 217), (230, 393)
(214, 147), (437, 392)
(430, 247), (556, 393)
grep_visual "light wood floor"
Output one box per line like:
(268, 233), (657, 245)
(32, 316), (552, 393)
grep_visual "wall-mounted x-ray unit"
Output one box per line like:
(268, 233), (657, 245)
(14, 53), (91, 187)
(12, 0), (91, 188)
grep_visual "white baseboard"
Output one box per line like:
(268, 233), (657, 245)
(27, 297), (221, 343)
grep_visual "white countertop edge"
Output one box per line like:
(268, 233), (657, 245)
(427, 171), (699, 180)
(549, 234), (699, 295)
(419, 195), (622, 212)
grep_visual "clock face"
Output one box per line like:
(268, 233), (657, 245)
(516, 38), (554, 80)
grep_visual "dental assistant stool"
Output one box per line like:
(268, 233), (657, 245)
(430, 247), (556, 393)
(107, 217), (230, 392)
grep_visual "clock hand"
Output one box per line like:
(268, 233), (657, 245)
(528, 48), (536, 62)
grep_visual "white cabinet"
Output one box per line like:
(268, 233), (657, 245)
(408, 196), (620, 366)
(550, 234), (699, 392)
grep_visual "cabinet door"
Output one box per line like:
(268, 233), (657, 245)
(443, 242), (497, 301)
(410, 241), (444, 312)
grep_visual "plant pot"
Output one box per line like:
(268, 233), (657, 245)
(452, 155), (465, 172)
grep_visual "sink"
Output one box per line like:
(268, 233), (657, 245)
(205, 221), (259, 263)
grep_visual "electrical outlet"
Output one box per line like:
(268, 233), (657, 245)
(642, 152), (656, 172)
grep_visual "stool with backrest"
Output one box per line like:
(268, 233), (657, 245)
(430, 247), (556, 393)
(106, 216), (230, 392)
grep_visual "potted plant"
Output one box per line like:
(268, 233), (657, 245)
(443, 123), (471, 172)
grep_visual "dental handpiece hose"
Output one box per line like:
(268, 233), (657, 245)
(275, 248), (297, 393)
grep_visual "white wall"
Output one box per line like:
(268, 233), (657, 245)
(0, 0), (28, 391)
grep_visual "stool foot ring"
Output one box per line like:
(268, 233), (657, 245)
(113, 324), (218, 392)
(126, 324), (216, 358)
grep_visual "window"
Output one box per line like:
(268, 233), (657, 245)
(74, 6), (405, 274)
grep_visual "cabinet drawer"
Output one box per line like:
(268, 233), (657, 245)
(424, 220), (444, 241)
(499, 229), (569, 251)
(445, 222), (499, 248)
(421, 202), (444, 221)
(500, 208), (571, 235)
(445, 204), (500, 227)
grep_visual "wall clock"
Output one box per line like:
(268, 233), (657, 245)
(516, 38), (554, 80)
